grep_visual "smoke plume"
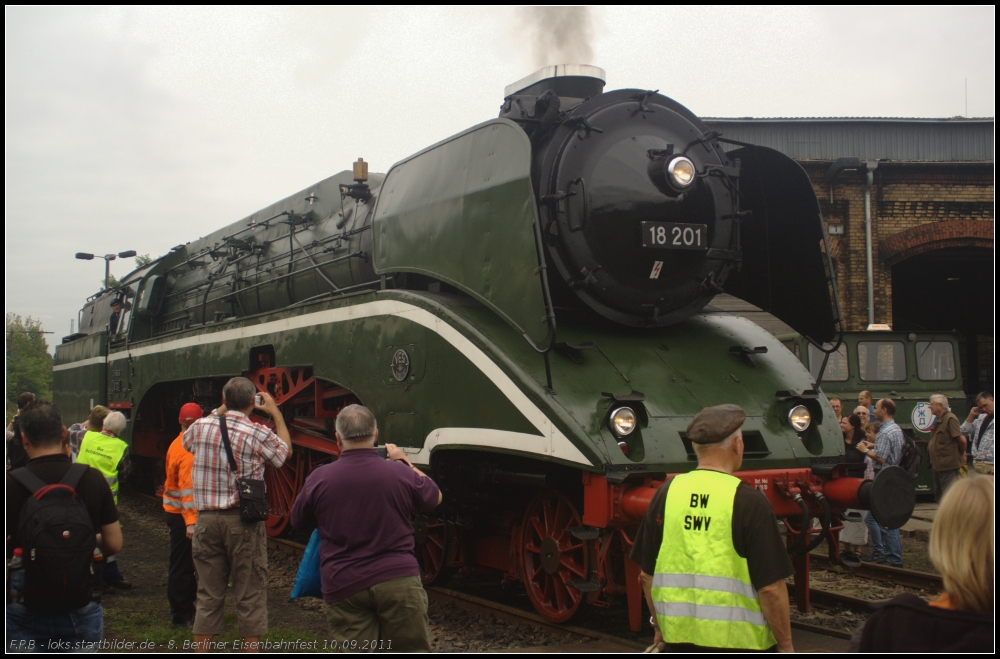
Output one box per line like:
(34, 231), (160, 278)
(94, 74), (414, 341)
(518, 6), (594, 69)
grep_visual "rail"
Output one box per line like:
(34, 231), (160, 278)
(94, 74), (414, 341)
(813, 556), (943, 591)
(264, 535), (859, 644)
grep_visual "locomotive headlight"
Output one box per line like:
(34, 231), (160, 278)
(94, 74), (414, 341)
(610, 407), (637, 437)
(788, 405), (811, 432)
(667, 156), (696, 189)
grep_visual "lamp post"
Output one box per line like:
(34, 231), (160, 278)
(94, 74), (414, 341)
(75, 250), (137, 290)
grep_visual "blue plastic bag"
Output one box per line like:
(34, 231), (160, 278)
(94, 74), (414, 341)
(289, 528), (322, 600)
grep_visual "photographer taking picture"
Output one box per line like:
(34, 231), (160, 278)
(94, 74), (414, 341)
(291, 404), (442, 652)
(183, 377), (291, 652)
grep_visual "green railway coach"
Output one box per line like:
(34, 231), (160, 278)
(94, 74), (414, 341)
(781, 330), (967, 496)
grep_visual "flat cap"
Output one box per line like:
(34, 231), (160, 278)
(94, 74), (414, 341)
(686, 404), (746, 444)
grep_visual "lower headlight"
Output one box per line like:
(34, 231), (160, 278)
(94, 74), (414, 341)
(788, 405), (811, 432)
(611, 407), (637, 437)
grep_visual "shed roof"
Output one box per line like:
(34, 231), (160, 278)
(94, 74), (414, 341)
(703, 117), (994, 162)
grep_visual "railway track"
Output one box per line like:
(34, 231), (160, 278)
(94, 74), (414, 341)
(264, 536), (644, 650)
(136, 494), (938, 646)
(265, 536), (860, 644)
(139, 491), (943, 594)
(812, 555), (944, 591)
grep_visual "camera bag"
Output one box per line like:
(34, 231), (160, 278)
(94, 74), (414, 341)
(218, 414), (269, 523)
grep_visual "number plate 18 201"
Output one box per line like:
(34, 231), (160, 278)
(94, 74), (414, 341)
(641, 221), (708, 250)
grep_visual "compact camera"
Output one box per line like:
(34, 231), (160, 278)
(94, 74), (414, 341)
(254, 393), (264, 407)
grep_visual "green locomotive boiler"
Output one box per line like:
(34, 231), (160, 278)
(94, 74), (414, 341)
(54, 65), (914, 627)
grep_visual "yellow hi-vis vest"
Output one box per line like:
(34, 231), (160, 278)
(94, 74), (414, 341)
(652, 470), (777, 650)
(76, 430), (128, 505)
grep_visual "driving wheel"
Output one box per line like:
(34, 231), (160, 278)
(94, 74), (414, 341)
(519, 490), (587, 622)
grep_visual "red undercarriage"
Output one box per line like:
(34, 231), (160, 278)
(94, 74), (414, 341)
(143, 366), (859, 628)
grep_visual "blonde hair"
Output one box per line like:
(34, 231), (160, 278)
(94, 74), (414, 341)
(864, 421), (881, 436)
(87, 405), (111, 431)
(930, 476), (993, 614)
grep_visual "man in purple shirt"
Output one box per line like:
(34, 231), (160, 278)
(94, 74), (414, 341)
(291, 405), (441, 652)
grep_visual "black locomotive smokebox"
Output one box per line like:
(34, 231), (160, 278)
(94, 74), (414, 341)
(859, 466), (916, 530)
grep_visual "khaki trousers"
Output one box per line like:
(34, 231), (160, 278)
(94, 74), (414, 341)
(324, 575), (430, 652)
(191, 510), (268, 637)
(973, 462), (994, 476)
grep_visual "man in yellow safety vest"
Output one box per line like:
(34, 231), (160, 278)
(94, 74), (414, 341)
(76, 410), (132, 590)
(163, 402), (203, 627)
(631, 404), (794, 652)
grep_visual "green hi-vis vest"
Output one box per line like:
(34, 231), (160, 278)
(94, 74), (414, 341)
(76, 430), (128, 504)
(652, 470), (777, 650)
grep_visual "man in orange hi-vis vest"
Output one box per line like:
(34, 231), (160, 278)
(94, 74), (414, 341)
(163, 402), (203, 627)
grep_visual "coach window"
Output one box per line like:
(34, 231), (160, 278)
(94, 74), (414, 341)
(915, 341), (956, 381)
(808, 343), (849, 382)
(858, 341), (907, 381)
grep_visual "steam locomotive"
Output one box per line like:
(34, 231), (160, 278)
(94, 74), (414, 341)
(54, 65), (914, 628)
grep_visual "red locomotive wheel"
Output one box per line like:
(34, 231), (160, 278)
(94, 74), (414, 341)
(519, 491), (587, 623)
(264, 457), (301, 537)
(414, 516), (454, 586)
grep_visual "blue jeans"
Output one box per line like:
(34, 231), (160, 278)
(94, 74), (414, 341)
(5, 601), (102, 653)
(864, 511), (902, 565)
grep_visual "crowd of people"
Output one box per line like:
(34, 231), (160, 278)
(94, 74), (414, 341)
(5, 380), (442, 653)
(5, 385), (994, 652)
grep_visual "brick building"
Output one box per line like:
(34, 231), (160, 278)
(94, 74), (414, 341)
(705, 118), (994, 393)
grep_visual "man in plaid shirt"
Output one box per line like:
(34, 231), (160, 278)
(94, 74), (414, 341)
(858, 398), (905, 567)
(183, 377), (291, 651)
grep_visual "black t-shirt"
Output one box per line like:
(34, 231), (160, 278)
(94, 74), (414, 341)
(629, 470), (793, 590)
(6, 454), (119, 556)
(852, 593), (993, 652)
(843, 439), (867, 478)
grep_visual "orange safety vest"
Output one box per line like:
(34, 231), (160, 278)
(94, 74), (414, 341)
(163, 432), (197, 526)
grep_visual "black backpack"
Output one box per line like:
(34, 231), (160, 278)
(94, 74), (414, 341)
(899, 434), (922, 480)
(9, 464), (98, 613)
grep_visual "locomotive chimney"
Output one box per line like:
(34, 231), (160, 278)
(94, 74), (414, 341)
(503, 64), (606, 101)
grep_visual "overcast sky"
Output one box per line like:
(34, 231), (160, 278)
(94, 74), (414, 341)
(5, 6), (995, 348)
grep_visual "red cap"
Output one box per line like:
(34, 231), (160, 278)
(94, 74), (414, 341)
(179, 403), (204, 424)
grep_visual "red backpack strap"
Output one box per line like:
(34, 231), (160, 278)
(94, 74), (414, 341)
(32, 483), (78, 500)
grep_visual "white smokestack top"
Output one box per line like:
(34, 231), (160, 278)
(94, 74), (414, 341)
(504, 64), (606, 98)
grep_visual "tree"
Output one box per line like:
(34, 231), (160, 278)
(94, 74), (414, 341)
(5, 313), (53, 419)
